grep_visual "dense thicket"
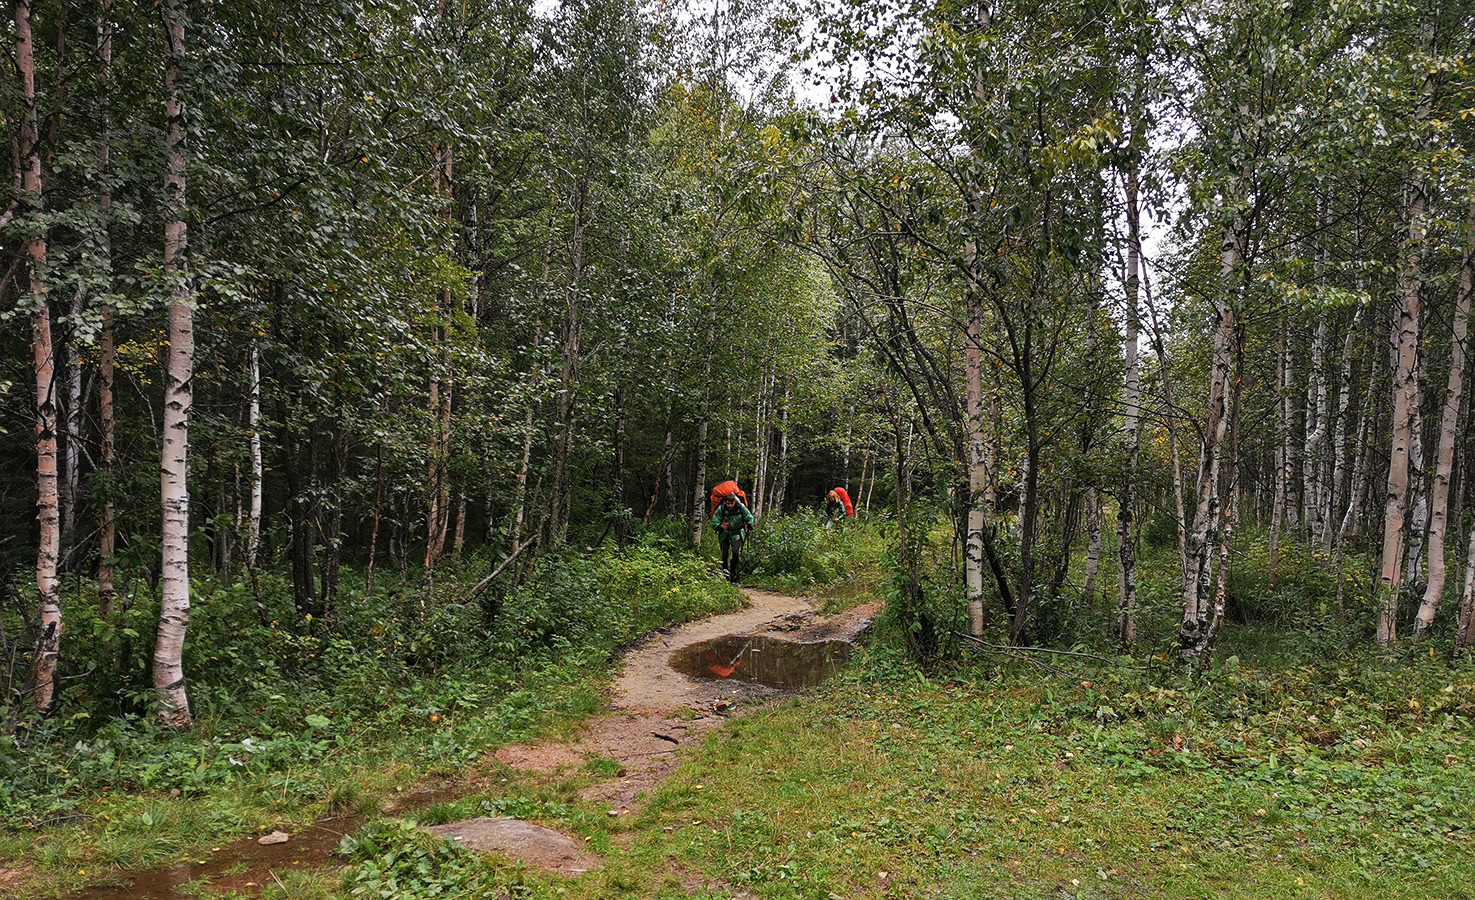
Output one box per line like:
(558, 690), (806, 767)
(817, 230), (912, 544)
(3, 0), (1475, 731)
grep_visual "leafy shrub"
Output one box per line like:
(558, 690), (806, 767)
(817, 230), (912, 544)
(746, 509), (861, 588)
(597, 538), (744, 640)
(340, 819), (493, 900)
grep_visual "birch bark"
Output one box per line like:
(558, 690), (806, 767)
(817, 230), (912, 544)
(154, 0), (193, 727)
(1412, 198), (1475, 636)
(1181, 161), (1245, 660)
(16, 0), (61, 713)
(1377, 15), (1435, 647)
(1115, 159), (1144, 644)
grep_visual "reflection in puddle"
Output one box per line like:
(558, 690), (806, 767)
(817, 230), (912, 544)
(60, 818), (357, 900)
(668, 635), (852, 689)
(60, 791), (449, 900)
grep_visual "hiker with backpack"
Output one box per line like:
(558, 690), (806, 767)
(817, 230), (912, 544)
(824, 487), (854, 524)
(711, 491), (755, 583)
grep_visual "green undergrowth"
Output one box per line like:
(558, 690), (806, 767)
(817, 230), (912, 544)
(2, 534), (743, 897)
(225, 643), (1475, 900)
(625, 652), (1475, 900)
(739, 510), (887, 605)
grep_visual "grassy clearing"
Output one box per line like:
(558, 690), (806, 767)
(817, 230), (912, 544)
(10, 519), (1475, 899)
(308, 641), (1475, 900)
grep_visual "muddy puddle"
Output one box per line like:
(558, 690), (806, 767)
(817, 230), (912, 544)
(59, 791), (450, 900)
(667, 634), (852, 689)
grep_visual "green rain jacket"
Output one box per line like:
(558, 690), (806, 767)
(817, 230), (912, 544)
(710, 500), (755, 545)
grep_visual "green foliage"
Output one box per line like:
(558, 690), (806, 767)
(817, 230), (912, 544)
(745, 509), (875, 591)
(874, 509), (961, 665)
(597, 538), (745, 640)
(1, 541), (741, 832)
(339, 819), (495, 900)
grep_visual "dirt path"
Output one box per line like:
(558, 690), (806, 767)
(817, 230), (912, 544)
(433, 588), (879, 873)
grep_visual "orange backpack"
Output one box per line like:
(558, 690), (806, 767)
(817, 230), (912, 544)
(710, 480), (748, 510)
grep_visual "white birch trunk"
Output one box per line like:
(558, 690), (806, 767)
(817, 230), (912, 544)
(17, 0), (61, 712)
(1181, 177), (1244, 659)
(154, 0), (192, 727)
(1413, 198), (1475, 636)
(690, 300), (717, 548)
(964, 242), (988, 637)
(1304, 318), (1328, 542)
(1379, 15), (1436, 647)
(1402, 396), (1428, 586)
(1378, 180), (1427, 646)
(246, 342), (263, 567)
(1325, 298), (1366, 555)
(1115, 161), (1144, 644)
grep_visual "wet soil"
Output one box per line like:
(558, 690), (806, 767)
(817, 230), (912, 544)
(47, 588), (878, 898)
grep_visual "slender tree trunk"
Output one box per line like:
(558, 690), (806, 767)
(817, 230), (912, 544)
(1082, 488), (1103, 599)
(1304, 321), (1329, 540)
(1402, 398), (1429, 586)
(16, 0), (61, 715)
(545, 181), (586, 548)
(62, 299), (84, 573)
(690, 297), (718, 549)
(1304, 188), (1331, 543)
(964, 226), (989, 637)
(1378, 181), (1427, 646)
(245, 341), (263, 567)
(961, 0), (996, 637)
(1413, 198), (1475, 636)
(1182, 172), (1246, 661)
(1269, 329), (1288, 587)
(643, 400), (674, 525)
(1378, 15), (1436, 647)
(1115, 162), (1144, 643)
(1459, 520), (1475, 649)
(770, 384), (790, 516)
(92, 0), (118, 620)
(1201, 341), (1246, 663)
(97, 310), (116, 618)
(752, 371), (770, 519)
(425, 144), (455, 570)
(1283, 339), (1301, 530)
(1326, 298), (1366, 555)
(510, 402), (536, 554)
(366, 445), (384, 596)
(154, 0), (193, 727)
(612, 387), (628, 546)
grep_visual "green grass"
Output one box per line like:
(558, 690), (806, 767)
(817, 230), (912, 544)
(10, 521), (1475, 899)
(265, 644), (1475, 900)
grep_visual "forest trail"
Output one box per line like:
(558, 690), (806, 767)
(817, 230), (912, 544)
(433, 587), (879, 874)
(48, 588), (879, 897)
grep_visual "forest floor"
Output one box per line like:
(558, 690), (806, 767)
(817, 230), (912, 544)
(42, 586), (880, 900)
(433, 587), (880, 874)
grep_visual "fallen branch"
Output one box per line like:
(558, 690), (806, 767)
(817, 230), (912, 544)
(955, 628), (1150, 675)
(951, 631), (1149, 670)
(465, 534), (539, 602)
